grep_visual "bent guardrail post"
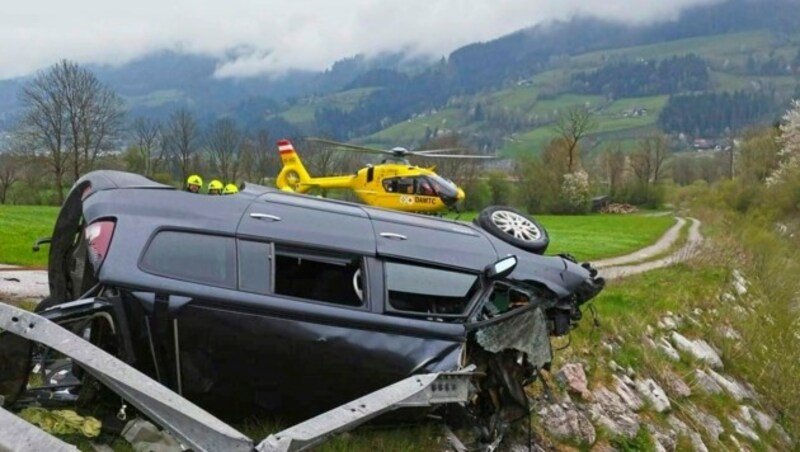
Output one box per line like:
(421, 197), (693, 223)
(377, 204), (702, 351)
(0, 405), (79, 452)
(0, 302), (253, 452)
(257, 369), (474, 452)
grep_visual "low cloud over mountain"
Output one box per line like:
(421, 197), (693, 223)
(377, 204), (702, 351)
(1, 0), (723, 79)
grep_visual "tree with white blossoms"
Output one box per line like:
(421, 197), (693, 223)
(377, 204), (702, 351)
(767, 100), (800, 186)
(559, 170), (591, 213)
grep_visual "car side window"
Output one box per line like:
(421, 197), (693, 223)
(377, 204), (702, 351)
(274, 246), (365, 307)
(140, 231), (236, 289)
(385, 262), (480, 316)
(238, 240), (271, 295)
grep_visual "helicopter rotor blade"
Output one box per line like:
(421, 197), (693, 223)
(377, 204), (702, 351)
(410, 148), (467, 155)
(306, 138), (395, 155)
(415, 154), (497, 159)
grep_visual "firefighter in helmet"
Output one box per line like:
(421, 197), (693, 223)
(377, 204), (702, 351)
(186, 174), (203, 193)
(208, 180), (224, 195)
(223, 183), (239, 195)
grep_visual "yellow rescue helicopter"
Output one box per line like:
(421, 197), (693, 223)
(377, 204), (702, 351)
(275, 138), (494, 213)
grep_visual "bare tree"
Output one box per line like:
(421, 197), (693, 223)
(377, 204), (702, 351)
(162, 109), (199, 185)
(245, 128), (280, 184)
(132, 117), (162, 177)
(205, 118), (243, 183)
(552, 105), (596, 173)
(15, 60), (124, 202)
(16, 69), (69, 203)
(0, 153), (21, 204)
(303, 139), (342, 176)
(650, 134), (669, 183)
(629, 150), (653, 184)
(631, 134), (670, 184)
(599, 143), (626, 194)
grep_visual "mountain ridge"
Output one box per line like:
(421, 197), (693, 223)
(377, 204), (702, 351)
(1, 0), (798, 146)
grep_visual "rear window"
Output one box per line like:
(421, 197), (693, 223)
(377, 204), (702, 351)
(385, 262), (480, 316)
(141, 231), (236, 288)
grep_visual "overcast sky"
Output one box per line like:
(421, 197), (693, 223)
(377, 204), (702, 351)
(0, 0), (722, 80)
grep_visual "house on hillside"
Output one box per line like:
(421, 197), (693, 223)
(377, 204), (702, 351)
(693, 138), (714, 151)
(621, 107), (648, 118)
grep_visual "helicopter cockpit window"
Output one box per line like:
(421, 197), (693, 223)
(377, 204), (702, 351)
(427, 175), (459, 198)
(415, 178), (436, 196)
(383, 176), (440, 196)
(383, 177), (414, 194)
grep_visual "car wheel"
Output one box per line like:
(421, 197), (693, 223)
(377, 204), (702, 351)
(476, 206), (549, 254)
(34, 296), (62, 313)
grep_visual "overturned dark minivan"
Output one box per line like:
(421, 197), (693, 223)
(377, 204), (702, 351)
(0, 170), (603, 449)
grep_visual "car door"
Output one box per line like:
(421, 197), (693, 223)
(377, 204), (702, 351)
(367, 209), (498, 270)
(238, 192), (376, 254)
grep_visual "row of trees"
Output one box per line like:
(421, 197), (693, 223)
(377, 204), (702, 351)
(0, 60), (325, 203)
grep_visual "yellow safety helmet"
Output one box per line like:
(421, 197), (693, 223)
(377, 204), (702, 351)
(208, 179), (223, 195)
(223, 183), (239, 195)
(187, 174), (203, 187)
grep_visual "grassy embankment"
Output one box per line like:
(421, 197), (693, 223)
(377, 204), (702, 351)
(246, 203), (800, 450)
(0, 205), (675, 267)
(0, 205), (59, 267)
(549, 203), (800, 448)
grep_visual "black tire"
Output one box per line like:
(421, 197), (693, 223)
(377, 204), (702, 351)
(475, 206), (549, 254)
(34, 296), (62, 313)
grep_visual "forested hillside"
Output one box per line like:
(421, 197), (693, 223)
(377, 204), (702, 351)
(0, 0), (799, 154)
(272, 0), (800, 154)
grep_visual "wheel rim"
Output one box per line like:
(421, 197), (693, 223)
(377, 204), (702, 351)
(490, 210), (541, 242)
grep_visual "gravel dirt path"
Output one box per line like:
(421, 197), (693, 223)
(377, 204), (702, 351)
(0, 269), (49, 300)
(594, 217), (686, 269)
(599, 218), (703, 280)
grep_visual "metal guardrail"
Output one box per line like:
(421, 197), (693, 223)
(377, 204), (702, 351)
(0, 301), (475, 452)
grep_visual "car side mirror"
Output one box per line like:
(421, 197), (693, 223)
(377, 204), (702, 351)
(484, 256), (517, 281)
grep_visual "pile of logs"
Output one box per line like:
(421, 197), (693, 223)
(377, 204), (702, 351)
(601, 203), (639, 214)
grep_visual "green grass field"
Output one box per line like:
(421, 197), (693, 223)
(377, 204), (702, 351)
(276, 88), (379, 129)
(572, 30), (776, 66)
(448, 212), (675, 261)
(0, 205), (59, 267)
(361, 107), (464, 145)
(500, 95), (667, 157)
(0, 205), (674, 267)
(539, 213), (675, 260)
